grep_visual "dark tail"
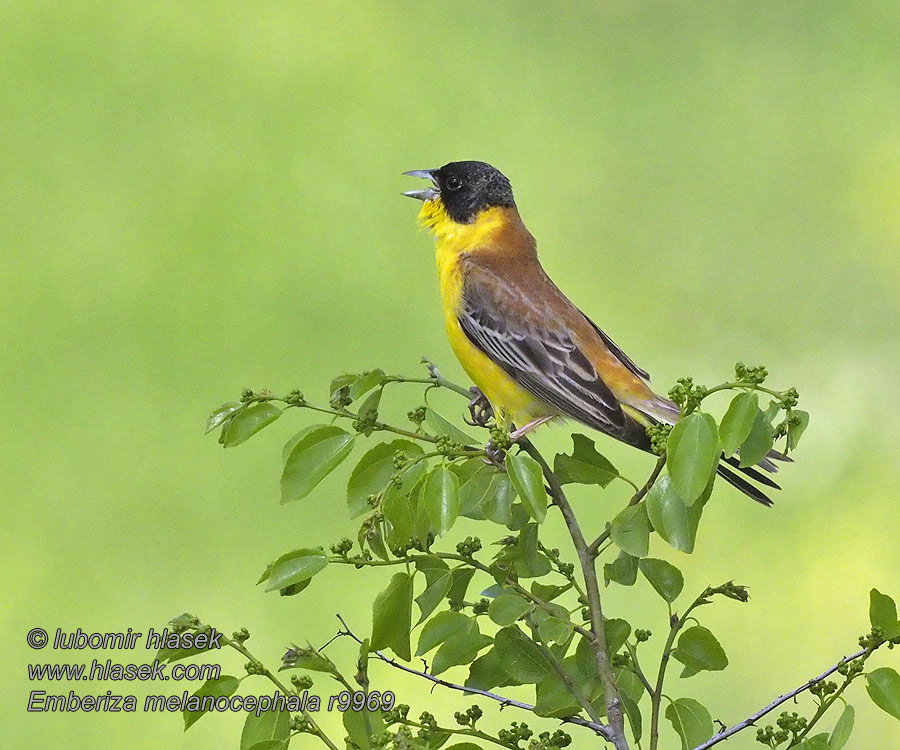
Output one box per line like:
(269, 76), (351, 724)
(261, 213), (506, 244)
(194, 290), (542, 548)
(716, 462), (776, 506)
(629, 408), (789, 506)
(716, 449), (790, 506)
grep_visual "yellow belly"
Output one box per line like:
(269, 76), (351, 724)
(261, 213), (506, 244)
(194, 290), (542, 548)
(434, 229), (555, 428)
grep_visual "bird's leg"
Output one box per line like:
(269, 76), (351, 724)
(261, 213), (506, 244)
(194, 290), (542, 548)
(508, 415), (555, 441)
(465, 386), (494, 427)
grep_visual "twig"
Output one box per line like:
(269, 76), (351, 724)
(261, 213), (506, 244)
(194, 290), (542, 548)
(519, 439), (629, 750)
(333, 615), (608, 736)
(648, 591), (708, 750)
(689, 648), (871, 750)
(421, 357), (476, 398)
(526, 617), (606, 726)
(220, 631), (340, 750)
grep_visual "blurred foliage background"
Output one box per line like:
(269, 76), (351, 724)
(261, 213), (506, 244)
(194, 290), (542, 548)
(4, 1), (900, 748)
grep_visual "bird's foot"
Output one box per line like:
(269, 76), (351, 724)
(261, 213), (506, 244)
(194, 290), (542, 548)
(465, 387), (494, 427)
(483, 439), (507, 468)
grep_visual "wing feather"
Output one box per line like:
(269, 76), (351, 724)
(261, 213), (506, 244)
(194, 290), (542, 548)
(458, 267), (629, 436)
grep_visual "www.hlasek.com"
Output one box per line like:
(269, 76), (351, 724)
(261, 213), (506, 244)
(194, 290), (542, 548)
(26, 626), (394, 716)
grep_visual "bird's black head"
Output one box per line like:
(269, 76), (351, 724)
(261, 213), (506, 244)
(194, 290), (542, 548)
(403, 161), (516, 224)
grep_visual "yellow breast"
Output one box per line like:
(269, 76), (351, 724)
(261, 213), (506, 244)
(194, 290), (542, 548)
(423, 202), (554, 427)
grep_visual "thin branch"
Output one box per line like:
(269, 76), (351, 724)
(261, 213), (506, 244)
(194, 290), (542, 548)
(649, 590), (709, 750)
(588, 455), (666, 557)
(624, 642), (655, 697)
(519, 439), (629, 750)
(420, 357), (477, 398)
(333, 615), (609, 736)
(221, 632), (340, 750)
(396, 716), (512, 749)
(526, 617), (606, 727)
(689, 647), (872, 750)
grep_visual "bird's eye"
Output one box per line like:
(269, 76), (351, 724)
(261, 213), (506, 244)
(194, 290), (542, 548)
(445, 175), (462, 191)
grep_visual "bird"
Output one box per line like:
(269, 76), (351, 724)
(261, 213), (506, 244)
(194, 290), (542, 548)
(404, 160), (783, 505)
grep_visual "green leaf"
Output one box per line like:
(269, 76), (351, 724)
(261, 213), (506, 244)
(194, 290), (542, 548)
(534, 604), (574, 645)
(354, 388), (382, 434)
(413, 486), (434, 545)
(665, 698), (714, 749)
(240, 709), (290, 750)
(423, 465), (460, 537)
(432, 629), (493, 675)
(371, 572), (413, 660)
(531, 582), (568, 602)
(738, 409), (775, 467)
(330, 372), (357, 395)
(183, 675), (239, 729)
(867, 667), (900, 720)
(611, 504), (650, 558)
(382, 461), (428, 549)
(719, 391), (759, 458)
(870, 588), (898, 631)
(281, 425), (354, 503)
(383, 479), (417, 549)
(829, 703), (854, 750)
(414, 557), (452, 624)
(505, 452), (548, 523)
(606, 619), (632, 655)
(244, 742), (289, 750)
(222, 403), (282, 447)
(424, 408), (477, 445)
(466, 647), (517, 691)
(263, 548), (328, 593)
(444, 744), (484, 750)
(206, 402), (241, 434)
(616, 664), (645, 704)
(342, 702), (385, 750)
(553, 433), (618, 487)
(505, 522), (552, 578)
(672, 626), (728, 674)
(788, 409), (810, 450)
(488, 592), (533, 626)
(447, 567), (476, 604)
(282, 424), (320, 463)
(505, 502), (531, 531)
(604, 550), (639, 586)
(666, 411), (720, 504)
(349, 369), (385, 400)
(348, 440), (424, 518)
(493, 626), (556, 683)
(417, 611), (472, 655)
(576, 622), (629, 670)
(621, 691), (642, 743)
(639, 558), (684, 602)
(797, 735), (830, 750)
(534, 670), (584, 718)
(278, 650), (335, 674)
(646, 474), (696, 553)
(359, 518), (389, 561)
(459, 464), (515, 524)
(536, 652), (602, 718)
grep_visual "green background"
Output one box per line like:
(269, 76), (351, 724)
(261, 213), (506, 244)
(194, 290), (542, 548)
(4, 2), (899, 748)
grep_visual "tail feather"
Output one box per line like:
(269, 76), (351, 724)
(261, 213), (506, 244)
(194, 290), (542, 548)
(722, 456), (781, 489)
(716, 464), (774, 506)
(633, 396), (786, 506)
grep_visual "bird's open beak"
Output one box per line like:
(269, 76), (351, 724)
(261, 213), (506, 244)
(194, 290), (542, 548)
(402, 169), (440, 201)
